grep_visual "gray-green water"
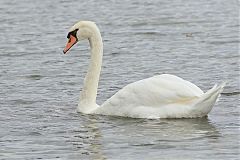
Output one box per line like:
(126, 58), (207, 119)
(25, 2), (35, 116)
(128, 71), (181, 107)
(0, 0), (239, 159)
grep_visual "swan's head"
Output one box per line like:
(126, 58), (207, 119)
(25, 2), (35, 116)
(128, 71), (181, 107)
(63, 21), (98, 54)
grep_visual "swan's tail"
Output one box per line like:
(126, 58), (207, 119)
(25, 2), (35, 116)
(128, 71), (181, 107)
(191, 82), (225, 117)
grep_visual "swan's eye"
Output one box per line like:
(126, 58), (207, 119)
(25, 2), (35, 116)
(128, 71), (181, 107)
(67, 29), (79, 39)
(67, 33), (70, 39)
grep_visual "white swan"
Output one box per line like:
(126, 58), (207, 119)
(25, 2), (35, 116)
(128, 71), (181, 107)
(63, 21), (225, 119)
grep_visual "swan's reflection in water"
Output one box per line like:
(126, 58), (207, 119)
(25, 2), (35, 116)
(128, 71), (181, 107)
(70, 114), (107, 160)
(71, 114), (220, 159)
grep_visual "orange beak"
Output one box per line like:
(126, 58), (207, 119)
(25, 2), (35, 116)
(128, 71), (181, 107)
(63, 35), (78, 54)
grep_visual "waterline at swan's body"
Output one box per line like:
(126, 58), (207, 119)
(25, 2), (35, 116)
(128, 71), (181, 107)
(63, 21), (225, 119)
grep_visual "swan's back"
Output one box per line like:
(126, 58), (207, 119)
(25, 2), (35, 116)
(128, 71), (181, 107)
(95, 74), (205, 118)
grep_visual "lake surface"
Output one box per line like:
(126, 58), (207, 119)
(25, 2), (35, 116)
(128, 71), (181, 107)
(0, 0), (239, 159)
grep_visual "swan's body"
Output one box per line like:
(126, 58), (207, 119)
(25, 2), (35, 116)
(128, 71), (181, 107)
(63, 21), (225, 119)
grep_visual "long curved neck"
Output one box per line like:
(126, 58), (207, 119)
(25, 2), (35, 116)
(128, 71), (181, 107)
(78, 27), (103, 113)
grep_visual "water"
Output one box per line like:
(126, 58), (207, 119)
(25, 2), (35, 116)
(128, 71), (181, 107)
(0, 0), (239, 159)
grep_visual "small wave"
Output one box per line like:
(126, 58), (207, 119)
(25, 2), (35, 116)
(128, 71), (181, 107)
(25, 74), (43, 80)
(12, 99), (38, 105)
(131, 143), (155, 147)
(28, 131), (42, 136)
(209, 40), (240, 45)
(133, 31), (167, 36)
(221, 91), (240, 96)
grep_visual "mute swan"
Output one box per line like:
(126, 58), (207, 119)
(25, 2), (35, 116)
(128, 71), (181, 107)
(63, 21), (225, 119)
